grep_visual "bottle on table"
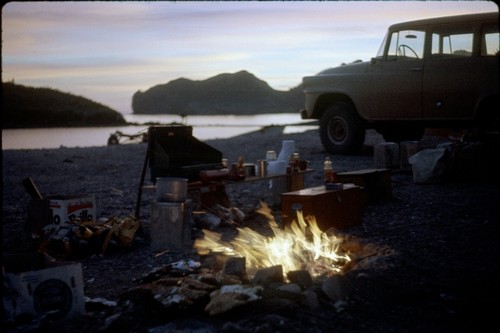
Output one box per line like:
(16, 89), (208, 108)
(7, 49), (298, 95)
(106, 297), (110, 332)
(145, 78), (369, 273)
(323, 156), (337, 183)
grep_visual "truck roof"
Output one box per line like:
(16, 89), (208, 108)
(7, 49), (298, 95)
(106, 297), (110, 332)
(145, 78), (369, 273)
(389, 11), (498, 31)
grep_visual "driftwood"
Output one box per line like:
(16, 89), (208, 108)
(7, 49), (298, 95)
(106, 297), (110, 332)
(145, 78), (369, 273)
(107, 130), (147, 145)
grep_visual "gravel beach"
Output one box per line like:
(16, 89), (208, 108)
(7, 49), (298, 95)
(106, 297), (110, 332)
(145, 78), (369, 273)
(2, 127), (499, 332)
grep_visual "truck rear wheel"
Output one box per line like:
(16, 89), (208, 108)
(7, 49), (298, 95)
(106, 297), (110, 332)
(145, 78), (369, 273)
(319, 102), (365, 154)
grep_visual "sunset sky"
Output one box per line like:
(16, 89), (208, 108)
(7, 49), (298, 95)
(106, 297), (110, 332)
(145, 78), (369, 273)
(2, 1), (498, 114)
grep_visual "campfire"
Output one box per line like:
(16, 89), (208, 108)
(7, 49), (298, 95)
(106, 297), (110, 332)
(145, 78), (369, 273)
(194, 203), (351, 278)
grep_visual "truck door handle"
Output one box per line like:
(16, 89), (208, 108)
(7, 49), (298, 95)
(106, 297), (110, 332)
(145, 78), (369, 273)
(411, 67), (422, 72)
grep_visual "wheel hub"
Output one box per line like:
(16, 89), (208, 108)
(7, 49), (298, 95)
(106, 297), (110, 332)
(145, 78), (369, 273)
(329, 119), (347, 143)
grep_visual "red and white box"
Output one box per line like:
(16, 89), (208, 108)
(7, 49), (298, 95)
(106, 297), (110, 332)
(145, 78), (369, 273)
(49, 195), (96, 225)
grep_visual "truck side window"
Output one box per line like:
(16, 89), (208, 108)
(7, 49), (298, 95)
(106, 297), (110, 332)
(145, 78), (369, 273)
(387, 30), (425, 59)
(481, 24), (499, 56)
(431, 26), (473, 57)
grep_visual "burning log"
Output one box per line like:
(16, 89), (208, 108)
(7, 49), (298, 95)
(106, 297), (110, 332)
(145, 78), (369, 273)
(194, 202), (351, 279)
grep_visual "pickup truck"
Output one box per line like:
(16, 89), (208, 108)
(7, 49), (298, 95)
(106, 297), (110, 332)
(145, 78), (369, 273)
(300, 12), (499, 154)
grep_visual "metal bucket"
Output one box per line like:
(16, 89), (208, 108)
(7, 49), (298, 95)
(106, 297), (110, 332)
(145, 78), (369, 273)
(156, 177), (188, 202)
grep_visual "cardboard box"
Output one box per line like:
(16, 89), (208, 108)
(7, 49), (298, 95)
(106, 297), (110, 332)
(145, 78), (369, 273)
(49, 195), (96, 225)
(2, 252), (85, 322)
(281, 185), (363, 231)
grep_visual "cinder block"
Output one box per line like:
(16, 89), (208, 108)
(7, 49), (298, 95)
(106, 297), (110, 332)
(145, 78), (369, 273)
(374, 142), (399, 169)
(400, 141), (420, 168)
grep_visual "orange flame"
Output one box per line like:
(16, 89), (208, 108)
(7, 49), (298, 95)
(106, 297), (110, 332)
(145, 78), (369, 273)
(194, 203), (350, 277)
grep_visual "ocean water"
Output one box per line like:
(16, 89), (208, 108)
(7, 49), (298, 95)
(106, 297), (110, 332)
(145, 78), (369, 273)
(2, 114), (317, 150)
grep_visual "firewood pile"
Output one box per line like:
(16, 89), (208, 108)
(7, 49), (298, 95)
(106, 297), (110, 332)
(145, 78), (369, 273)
(36, 215), (141, 259)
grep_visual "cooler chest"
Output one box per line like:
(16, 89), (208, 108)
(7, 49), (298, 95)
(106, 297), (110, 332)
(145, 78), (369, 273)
(281, 185), (363, 231)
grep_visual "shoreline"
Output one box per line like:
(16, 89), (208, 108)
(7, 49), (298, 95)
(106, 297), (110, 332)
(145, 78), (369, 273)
(1, 120), (317, 150)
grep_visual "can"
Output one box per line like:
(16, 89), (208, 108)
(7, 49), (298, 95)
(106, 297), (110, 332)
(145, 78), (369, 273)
(258, 160), (267, 177)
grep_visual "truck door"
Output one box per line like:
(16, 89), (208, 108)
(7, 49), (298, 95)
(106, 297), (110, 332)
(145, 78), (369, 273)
(423, 23), (499, 120)
(369, 29), (424, 119)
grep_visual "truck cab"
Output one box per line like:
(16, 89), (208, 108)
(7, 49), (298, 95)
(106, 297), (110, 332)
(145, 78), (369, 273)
(301, 12), (499, 154)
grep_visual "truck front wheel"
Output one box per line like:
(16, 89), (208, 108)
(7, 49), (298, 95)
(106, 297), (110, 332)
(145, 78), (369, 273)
(319, 103), (365, 154)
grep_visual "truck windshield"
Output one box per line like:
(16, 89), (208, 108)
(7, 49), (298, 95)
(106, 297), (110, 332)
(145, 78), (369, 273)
(387, 29), (426, 59)
(375, 31), (389, 58)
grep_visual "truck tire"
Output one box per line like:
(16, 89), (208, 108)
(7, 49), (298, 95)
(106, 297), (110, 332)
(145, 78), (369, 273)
(319, 102), (365, 154)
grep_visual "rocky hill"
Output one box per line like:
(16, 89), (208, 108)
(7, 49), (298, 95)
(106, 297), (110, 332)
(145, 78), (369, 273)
(132, 70), (304, 115)
(2, 82), (127, 128)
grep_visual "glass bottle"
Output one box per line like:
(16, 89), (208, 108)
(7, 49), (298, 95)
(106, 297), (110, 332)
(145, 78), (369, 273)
(324, 156), (333, 183)
(237, 155), (245, 178)
(292, 153), (300, 172)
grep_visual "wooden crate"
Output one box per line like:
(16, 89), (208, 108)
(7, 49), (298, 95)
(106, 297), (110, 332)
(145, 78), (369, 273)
(281, 185), (363, 231)
(336, 169), (392, 204)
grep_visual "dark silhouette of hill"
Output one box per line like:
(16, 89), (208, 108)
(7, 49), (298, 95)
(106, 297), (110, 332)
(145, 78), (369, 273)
(2, 82), (127, 128)
(132, 70), (304, 115)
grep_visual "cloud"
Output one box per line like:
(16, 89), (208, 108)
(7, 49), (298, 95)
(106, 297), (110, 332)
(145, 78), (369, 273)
(2, 1), (497, 113)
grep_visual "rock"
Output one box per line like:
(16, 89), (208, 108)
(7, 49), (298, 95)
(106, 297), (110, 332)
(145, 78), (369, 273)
(193, 272), (219, 286)
(230, 207), (245, 223)
(251, 265), (284, 285)
(194, 212), (222, 230)
(301, 290), (320, 310)
(222, 257), (246, 278)
(177, 284), (210, 305)
(217, 274), (244, 286)
(182, 277), (218, 292)
(277, 283), (302, 294)
(321, 274), (352, 302)
(150, 320), (218, 333)
(85, 296), (118, 310)
(287, 270), (313, 288)
(205, 285), (263, 315)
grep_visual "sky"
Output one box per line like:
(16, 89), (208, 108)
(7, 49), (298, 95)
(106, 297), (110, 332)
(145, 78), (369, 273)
(2, 1), (498, 114)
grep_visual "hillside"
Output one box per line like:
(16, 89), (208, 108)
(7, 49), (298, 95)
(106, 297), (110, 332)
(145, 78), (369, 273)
(2, 82), (127, 129)
(132, 70), (304, 115)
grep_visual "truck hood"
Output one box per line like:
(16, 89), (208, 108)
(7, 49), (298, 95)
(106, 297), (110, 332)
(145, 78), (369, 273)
(316, 61), (371, 75)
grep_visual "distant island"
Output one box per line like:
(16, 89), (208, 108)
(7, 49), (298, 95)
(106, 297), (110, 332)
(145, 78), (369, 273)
(132, 70), (304, 115)
(2, 82), (127, 129)
(2, 70), (306, 128)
